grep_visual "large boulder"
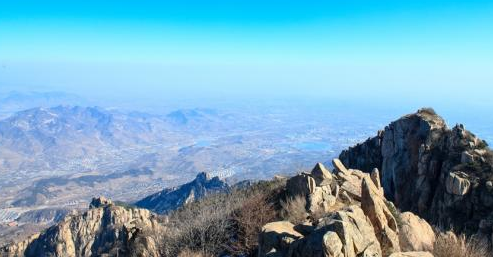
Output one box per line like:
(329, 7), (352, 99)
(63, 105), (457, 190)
(445, 172), (471, 196)
(332, 159), (351, 176)
(333, 160), (364, 201)
(258, 221), (303, 257)
(307, 185), (336, 214)
(287, 173), (317, 197)
(322, 232), (344, 257)
(361, 176), (400, 256)
(398, 212), (435, 252)
(311, 163), (333, 186)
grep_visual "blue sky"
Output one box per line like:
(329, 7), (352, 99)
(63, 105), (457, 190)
(0, 0), (492, 108)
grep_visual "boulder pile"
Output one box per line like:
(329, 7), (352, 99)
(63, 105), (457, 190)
(259, 159), (436, 257)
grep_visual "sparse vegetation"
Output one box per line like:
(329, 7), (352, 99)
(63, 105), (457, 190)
(113, 200), (137, 210)
(159, 179), (285, 257)
(433, 231), (492, 257)
(280, 195), (307, 225)
(418, 107), (437, 116)
(229, 192), (277, 254)
(385, 200), (403, 228)
(477, 140), (488, 149)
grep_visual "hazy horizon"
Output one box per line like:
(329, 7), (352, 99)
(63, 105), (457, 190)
(1, 1), (492, 111)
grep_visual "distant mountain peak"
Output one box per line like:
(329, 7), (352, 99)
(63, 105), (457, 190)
(165, 108), (220, 125)
(135, 172), (229, 214)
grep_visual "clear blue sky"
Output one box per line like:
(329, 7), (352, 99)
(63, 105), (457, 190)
(0, 0), (492, 107)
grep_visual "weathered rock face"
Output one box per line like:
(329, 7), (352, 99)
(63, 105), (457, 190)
(287, 173), (317, 197)
(135, 172), (229, 214)
(398, 212), (435, 252)
(1, 197), (164, 257)
(340, 108), (493, 234)
(445, 171), (471, 196)
(308, 185), (336, 214)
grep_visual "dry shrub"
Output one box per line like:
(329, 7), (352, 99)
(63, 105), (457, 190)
(161, 192), (243, 256)
(160, 180), (285, 257)
(433, 231), (492, 257)
(280, 195), (307, 224)
(228, 192), (277, 254)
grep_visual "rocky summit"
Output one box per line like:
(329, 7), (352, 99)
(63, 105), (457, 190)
(340, 108), (493, 236)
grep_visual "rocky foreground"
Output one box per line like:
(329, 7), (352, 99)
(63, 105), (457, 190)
(1, 108), (493, 257)
(258, 159), (436, 256)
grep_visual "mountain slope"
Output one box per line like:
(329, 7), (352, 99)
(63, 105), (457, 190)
(0, 105), (171, 172)
(3, 108), (493, 257)
(135, 172), (229, 214)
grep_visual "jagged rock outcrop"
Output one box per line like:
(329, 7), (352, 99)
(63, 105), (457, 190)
(361, 176), (400, 255)
(135, 172), (229, 214)
(340, 108), (493, 235)
(0, 197), (165, 257)
(311, 163), (333, 186)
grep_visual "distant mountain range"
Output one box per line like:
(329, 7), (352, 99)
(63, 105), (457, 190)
(0, 105), (230, 173)
(0, 91), (89, 117)
(3, 109), (493, 257)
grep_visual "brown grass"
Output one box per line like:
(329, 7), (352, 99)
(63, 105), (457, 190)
(177, 248), (212, 257)
(280, 195), (307, 225)
(433, 231), (492, 257)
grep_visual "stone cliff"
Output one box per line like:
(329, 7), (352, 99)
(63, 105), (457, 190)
(340, 108), (493, 235)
